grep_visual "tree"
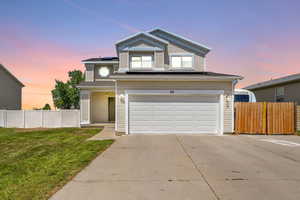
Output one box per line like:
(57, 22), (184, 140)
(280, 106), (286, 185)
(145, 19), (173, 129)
(42, 103), (51, 110)
(33, 103), (51, 110)
(51, 70), (84, 109)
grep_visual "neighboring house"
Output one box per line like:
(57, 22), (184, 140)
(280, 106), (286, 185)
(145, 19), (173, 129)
(0, 64), (24, 110)
(77, 28), (242, 135)
(244, 73), (300, 104)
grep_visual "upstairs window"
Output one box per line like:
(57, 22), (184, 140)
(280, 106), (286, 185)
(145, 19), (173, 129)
(275, 87), (284, 96)
(131, 56), (152, 69)
(171, 55), (193, 68)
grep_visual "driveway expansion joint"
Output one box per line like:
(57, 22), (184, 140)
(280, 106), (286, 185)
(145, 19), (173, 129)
(175, 135), (220, 200)
(72, 179), (204, 183)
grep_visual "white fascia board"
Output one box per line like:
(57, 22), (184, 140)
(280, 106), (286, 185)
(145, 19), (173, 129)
(77, 86), (115, 90)
(121, 47), (163, 52)
(110, 76), (239, 81)
(125, 89), (224, 95)
(148, 28), (211, 51)
(115, 32), (169, 45)
(82, 61), (119, 64)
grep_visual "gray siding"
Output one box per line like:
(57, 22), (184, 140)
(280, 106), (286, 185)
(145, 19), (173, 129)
(85, 64), (95, 82)
(0, 67), (23, 110)
(119, 52), (129, 72)
(251, 81), (300, 104)
(117, 35), (205, 73)
(94, 64), (115, 80)
(116, 81), (234, 134)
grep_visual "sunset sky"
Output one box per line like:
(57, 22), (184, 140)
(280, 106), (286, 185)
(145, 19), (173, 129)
(1, 0), (300, 109)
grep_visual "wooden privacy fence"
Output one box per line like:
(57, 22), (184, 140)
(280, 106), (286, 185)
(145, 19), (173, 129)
(235, 102), (295, 134)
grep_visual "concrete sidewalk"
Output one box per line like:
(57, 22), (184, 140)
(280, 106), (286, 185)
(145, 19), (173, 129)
(51, 134), (300, 200)
(87, 125), (119, 141)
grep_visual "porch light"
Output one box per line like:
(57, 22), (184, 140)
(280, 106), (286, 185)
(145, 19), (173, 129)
(119, 94), (125, 103)
(225, 95), (231, 108)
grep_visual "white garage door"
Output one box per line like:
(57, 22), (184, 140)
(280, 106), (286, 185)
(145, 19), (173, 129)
(128, 95), (220, 134)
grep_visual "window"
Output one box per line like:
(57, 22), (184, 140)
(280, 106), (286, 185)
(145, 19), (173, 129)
(171, 56), (193, 68)
(276, 87), (284, 96)
(234, 94), (250, 102)
(131, 56), (152, 69)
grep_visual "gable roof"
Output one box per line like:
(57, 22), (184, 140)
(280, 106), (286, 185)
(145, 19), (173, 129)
(0, 64), (24, 87)
(115, 32), (169, 46)
(244, 73), (300, 90)
(148, 28), (211, 55)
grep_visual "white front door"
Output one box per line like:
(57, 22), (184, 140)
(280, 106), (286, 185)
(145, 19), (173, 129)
(128, 95), (221, 134)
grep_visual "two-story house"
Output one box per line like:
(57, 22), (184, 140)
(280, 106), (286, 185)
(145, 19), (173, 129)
(77, 28), (242, 135)
(0, 64), (24, 110)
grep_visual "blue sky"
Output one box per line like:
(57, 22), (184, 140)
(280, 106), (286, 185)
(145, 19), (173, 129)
(1, 0), (300, 108)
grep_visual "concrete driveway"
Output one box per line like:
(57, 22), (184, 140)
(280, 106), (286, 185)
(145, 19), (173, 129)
(51, 134), (300, 200)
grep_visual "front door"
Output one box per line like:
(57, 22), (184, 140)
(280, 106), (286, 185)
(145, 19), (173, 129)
(108, 97), (115, 122)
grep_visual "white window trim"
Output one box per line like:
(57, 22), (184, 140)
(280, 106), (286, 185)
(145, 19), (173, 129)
(130, 54), (154, 69)
(170, 53), (194, 69)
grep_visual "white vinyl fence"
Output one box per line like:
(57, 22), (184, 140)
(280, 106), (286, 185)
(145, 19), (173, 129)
(0, 110), (80, 128)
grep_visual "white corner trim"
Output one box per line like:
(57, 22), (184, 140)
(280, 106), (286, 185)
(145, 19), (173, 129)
(231, 81), (235, 133)
(219, 94), (224, 135)
(115, 81), (118, 132)
(125, 93), (129, 135)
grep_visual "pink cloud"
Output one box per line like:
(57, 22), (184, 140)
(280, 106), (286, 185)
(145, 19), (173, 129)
(208, 35), (300, 88)
(0, 25), (113, 109)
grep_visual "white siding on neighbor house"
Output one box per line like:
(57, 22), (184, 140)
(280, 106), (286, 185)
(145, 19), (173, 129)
(0, 110), (80, 128)
(116, 81), (233, 133)
(0, 110), (5, 127)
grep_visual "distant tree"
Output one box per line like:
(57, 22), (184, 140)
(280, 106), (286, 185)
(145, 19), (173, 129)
(42, 103), (51, 110)
(51, 70), (84, 109)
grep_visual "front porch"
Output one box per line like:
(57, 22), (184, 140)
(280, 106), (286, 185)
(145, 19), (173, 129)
(90, 92), (115, 123)
(79, 83), (116, 125)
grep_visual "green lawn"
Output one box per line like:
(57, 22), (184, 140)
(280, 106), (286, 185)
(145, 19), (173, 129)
(0, 128), (113, 200)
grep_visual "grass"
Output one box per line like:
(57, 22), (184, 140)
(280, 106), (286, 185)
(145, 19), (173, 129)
(0, 128), (114, 200)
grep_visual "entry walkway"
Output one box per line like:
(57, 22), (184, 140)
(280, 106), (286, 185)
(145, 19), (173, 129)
(87, 124), (118, 141)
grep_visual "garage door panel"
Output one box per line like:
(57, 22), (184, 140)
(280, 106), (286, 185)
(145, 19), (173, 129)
(129, 95), (220, 134)
(130, 106), (216, 112)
